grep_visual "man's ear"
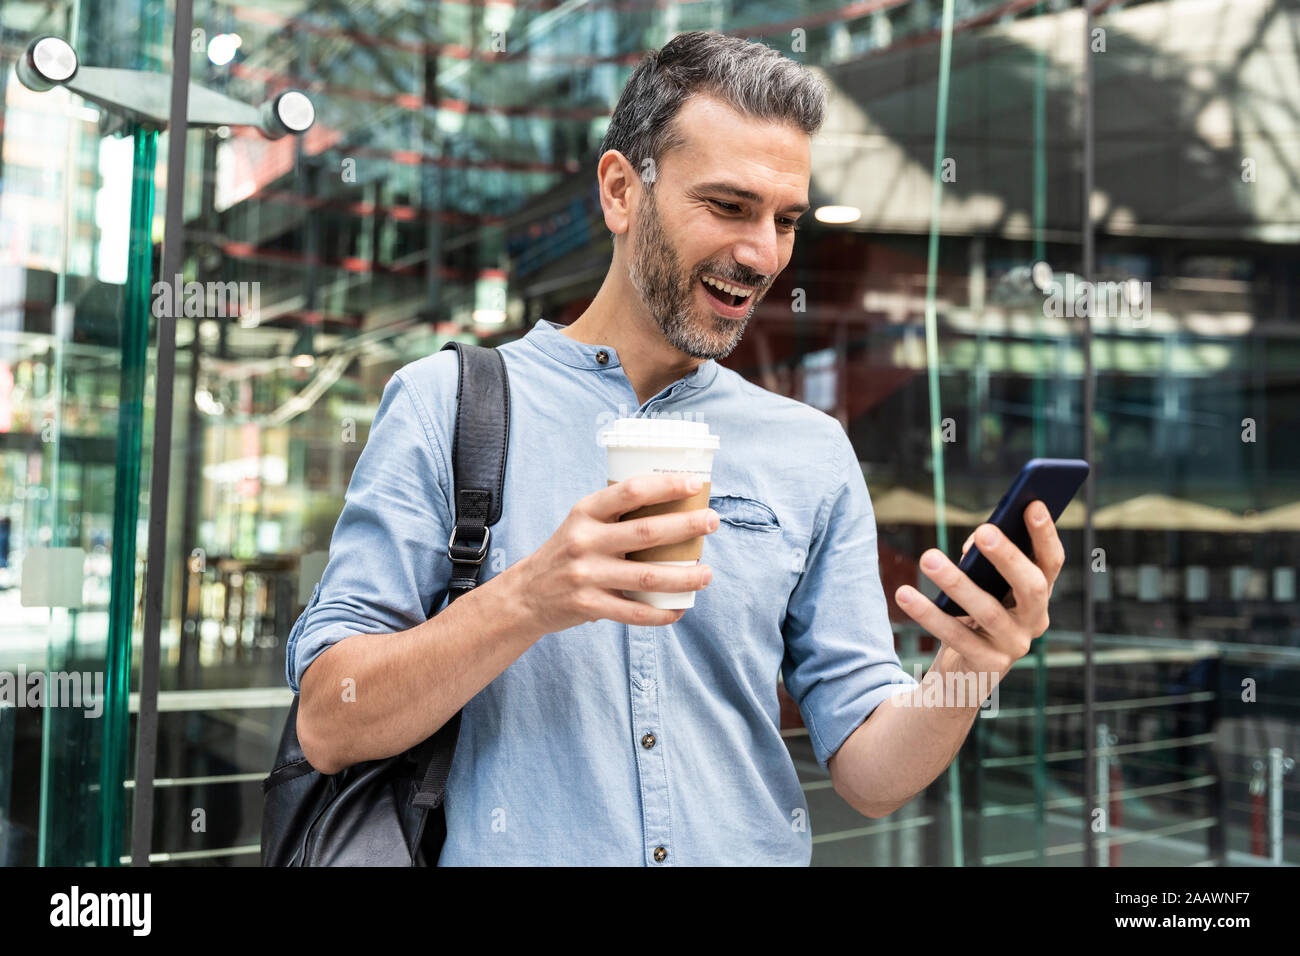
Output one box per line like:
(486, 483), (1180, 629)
(596, 149), (639, 237)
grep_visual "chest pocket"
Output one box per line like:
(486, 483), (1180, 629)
(708, 494), (780, 532)
(701, 494), (786, 660)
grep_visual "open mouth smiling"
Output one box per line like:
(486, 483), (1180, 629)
(699, 274), (758, 317)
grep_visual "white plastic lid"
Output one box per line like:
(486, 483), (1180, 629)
(596, 417), (720, 450)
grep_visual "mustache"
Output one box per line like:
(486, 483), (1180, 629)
(693, 263), (770, 290)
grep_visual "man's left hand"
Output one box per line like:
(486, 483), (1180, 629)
(894, 500), (1065, 681)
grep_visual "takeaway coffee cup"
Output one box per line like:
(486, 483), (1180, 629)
(596, 417), (720, 609)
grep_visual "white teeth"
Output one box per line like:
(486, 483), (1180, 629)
(702, 275), (752, 298)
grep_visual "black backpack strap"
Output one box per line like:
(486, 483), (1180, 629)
(410, 341), (509, 819)
(442, 341), (510, 599)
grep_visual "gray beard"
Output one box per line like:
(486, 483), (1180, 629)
(626, 189), (761, 361)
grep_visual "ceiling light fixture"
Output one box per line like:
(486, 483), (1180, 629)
(814, 205), (862, 225)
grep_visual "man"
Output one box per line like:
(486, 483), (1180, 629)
(288, 31), (1064, 865)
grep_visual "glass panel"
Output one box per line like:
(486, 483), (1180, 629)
(1086, 0), (1298, 866)
(898, 0), (1089, 867)
(0, 0), (163, 865)
(152, 0), (1076, 868)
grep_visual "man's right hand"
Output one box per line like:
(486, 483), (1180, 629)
(508, 472), (718, 634)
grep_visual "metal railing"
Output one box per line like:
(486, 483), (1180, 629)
(108, 635), (1297, 866)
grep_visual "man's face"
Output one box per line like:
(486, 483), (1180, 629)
(624, 95), (811, 361)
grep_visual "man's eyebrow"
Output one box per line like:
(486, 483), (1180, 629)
(691, 182), (810, 215)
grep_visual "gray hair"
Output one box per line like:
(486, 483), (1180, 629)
(600, 31), (826, 174)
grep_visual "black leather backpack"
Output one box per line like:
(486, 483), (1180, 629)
(261, 341), (510, 866)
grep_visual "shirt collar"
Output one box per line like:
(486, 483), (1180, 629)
(524, 319), (718, 390)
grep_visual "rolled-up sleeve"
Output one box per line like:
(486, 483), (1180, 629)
(781, 431), (918, 770)
(285, 369), (454, 694)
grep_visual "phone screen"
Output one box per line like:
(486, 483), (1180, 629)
(934, 458), (1089, 616)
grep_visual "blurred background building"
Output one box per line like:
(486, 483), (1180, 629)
(0, 0), (1296, 865)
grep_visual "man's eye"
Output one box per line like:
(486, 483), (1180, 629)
(710, 199), (741, 212)
(779, 218), (800, 231)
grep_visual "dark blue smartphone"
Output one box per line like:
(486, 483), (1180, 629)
(934, 458), (1089, 617)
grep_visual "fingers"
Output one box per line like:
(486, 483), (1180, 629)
(895, 585), (1002, 671)
(960, 533), (975, 559)
(601, 506), (718, 556)
(917, 548), (1016, 639)
(581, 555), (713, 595)
(1023, 500), (1066, 583)
(967, 521), (1049, 618)
(578, 588), (692, 628)
(581, 473), (704, 522)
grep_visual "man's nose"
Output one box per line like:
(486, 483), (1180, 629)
(730, 221), (781, 280)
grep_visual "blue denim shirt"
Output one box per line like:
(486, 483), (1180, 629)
(286, 318), (916, 865)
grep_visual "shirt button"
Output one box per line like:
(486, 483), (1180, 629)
(641, 732), (656, 750)
(595, 349), (609, 364)
(653, 846), (667, 863)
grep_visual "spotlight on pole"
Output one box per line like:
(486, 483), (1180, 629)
(17, 36), (78, 92)
(261, 90), (316, 139)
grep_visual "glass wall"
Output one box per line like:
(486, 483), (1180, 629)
(0, 0), (1295, 865)
(0, 0), (167, 865)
